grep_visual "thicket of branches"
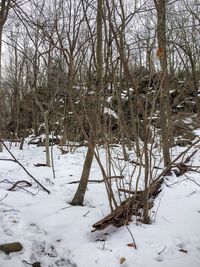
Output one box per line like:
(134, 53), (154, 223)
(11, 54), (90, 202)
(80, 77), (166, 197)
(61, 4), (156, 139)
(0, 0), (199, 224)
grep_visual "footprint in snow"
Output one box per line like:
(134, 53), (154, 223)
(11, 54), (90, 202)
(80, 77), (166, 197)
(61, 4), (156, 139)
(0, 205), (77, 267)
(155, 255), (164, 262)
(27, 223), (47, 235)
(3, 228), (13, 236)
(30, 241), (60, 260)
(0, 205), (21, 237)
(54, 258), (77, 267)
(29, 240), (77, 267)
(175, 237), (190, 249)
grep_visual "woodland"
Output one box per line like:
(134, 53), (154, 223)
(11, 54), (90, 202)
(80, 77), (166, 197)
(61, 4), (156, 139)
(0, 0), (200, 267)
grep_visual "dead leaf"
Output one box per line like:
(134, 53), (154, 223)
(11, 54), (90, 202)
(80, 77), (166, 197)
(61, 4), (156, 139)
(156, 47), (164, 58)
(120, 257), (126, 264)
(127, 243), (136, 248)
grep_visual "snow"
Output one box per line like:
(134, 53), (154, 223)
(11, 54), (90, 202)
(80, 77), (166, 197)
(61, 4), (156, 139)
(0, 137), (200, 267)
(106, 96), (113, 103)
(104, 107), (118, 119)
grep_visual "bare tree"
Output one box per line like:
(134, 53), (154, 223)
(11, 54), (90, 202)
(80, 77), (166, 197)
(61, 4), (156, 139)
(0, 0), (11, 151)
(153, 0), (172, 166)
(0, 0), (11, 84)
(71, 0), (104, 205)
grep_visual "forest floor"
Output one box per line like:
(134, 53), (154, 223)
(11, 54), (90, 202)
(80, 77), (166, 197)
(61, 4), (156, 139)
(0, 132), (200, 267)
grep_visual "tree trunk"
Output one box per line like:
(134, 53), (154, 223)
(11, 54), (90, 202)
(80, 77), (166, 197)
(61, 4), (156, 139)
(44, 112), (51, 167)
(0, 1), (11, 147)
(70, 0), (103, 206)
(0, 27), (2, 88)
(0, 27), (3, 152)
(70, 139), (95, 205)
(154, 0), (172, 166)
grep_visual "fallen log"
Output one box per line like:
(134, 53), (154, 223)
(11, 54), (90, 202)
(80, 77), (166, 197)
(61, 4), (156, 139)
(92, 179), (163, 231)
(92, 141), (200, 232)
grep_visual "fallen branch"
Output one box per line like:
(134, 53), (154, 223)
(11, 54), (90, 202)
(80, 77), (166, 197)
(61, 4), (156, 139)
(1, 179), (39, 196)
(68, 176), (124, 184)
(184, 149), (198, 163)
(0, 158), (16, 162)
(8, 180), (32, 191)
(118, 188), (143, 195)
(155, 138), (200, 182)
(34, 163), (47, 167)
(126, 225), (137, 249)
(68, 179), (104, 184)
(158, 245), (166, 255)
(92, 179), (163, 231)
(171, 149), (198, 177)
(184, 174), (200, 187)
(0, 140), (50, 194)
(22, 260), (41, 267)
(0, 193), (8, 202)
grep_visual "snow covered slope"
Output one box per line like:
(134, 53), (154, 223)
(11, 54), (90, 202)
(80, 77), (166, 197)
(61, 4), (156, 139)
(0, 139), (200, 267)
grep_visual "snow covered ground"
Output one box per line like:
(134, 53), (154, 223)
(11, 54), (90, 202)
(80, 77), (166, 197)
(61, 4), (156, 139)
(0, 136), (200, 267)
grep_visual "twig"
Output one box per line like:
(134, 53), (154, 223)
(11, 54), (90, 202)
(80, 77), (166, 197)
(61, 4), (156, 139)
(60, 206), (74, 210)
(22, 260), (32, 266)
(51, 132), (56, 179)
(0, 140), (50, 194)
(34, 163), (47, 167)
(184, 149), (198, 163)
(0, 158), (16, 162)
(68, 179), (104, 184)
(2, 179), (39, 196)
(152, 192), (165, 222)
(118, 188), (143, 194)
(8, 180), (32, 191)
(83, 211), (90, 217)
(158, 245), (166, 255)
(183, 174), (200, 187)
(0, 179), (12, 184)
(155, 138), (200, 182)
(0, 194), (8, 202)
(68, 176), (124, 184)
(126, 225), (137, 249)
